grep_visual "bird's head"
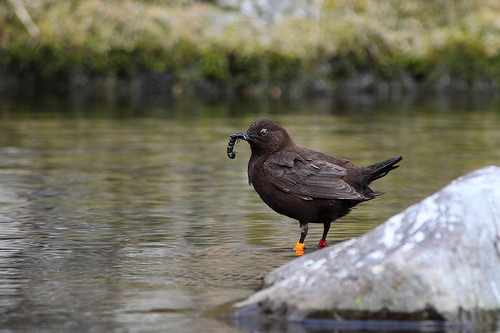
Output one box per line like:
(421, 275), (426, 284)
(230, 119), (294, 155)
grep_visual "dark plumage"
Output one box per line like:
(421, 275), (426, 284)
(229, 119), (402, 252)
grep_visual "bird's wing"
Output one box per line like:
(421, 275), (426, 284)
(264, 151), (365, 201)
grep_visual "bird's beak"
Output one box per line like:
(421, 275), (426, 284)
(230, 132), (250, 141)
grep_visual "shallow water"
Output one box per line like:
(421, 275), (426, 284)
(0, 94), (499, 332)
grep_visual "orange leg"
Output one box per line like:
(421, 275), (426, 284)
(294, 223), (308, 255)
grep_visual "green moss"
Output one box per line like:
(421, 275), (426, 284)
(2, 0), (500, 94)
(198, 49), (229, 82)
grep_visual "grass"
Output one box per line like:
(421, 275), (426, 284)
(1, 0), (500, 96)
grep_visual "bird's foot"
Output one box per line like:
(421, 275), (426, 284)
(318, 240), (328, 248)
(294, 242), (305, 256)
(294, 242), (305, 250)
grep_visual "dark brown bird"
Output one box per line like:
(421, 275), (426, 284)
(228, 119), (402, 253)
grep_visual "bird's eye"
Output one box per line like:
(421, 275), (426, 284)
(260, 128), (269, 136)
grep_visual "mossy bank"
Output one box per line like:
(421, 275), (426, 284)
(2, 0), (500, 97)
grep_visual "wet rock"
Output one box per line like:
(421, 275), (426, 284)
(234, 166), (500, 326)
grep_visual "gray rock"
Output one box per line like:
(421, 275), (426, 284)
(216, 0), (323, 22)
(234, 166), (500, 326)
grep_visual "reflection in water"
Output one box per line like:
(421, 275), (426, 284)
(0, 95), (499, 331)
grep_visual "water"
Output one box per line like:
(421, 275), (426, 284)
(0, 94), (499, 332)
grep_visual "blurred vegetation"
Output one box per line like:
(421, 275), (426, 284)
(1, 0), (500, 96)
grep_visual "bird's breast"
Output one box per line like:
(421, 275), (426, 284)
(247, 155), (265, 185)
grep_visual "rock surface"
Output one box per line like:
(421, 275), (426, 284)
(216, 0), (322, 22)
(234, 166), (500, 326)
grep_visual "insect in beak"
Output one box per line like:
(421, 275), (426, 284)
(227, 132), (249, 159)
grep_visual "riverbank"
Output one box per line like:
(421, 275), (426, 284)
(2, 0), (500, 97)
